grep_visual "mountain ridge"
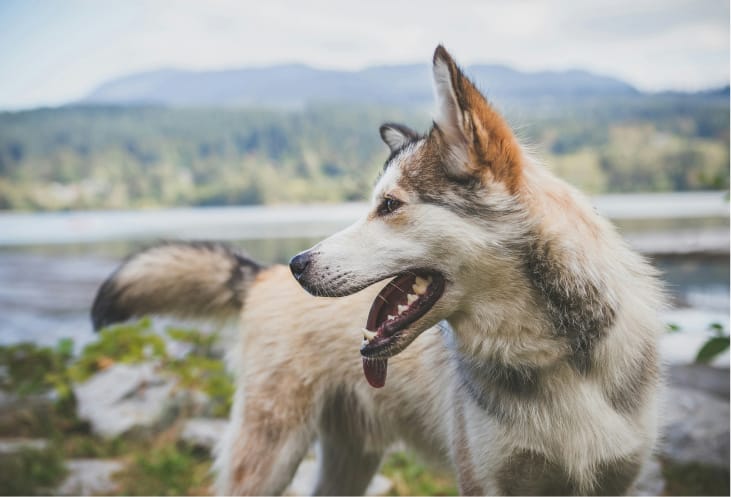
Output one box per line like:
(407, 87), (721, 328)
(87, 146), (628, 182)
(83, 62), (648, 107)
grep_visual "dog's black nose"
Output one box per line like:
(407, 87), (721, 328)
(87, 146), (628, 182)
(289, 252), (311, 280)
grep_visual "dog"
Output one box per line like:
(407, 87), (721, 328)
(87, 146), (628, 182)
(91, 46), (664, 495)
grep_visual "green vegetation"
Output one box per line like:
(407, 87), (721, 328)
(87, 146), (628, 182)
(695, 323), (730, 364)
(115, 445), (213, 496)
(1, 318), (729, 495)
(381, 451), (458, 496)
(0, 95), (727, 211)
(69, 319), (234, 417)
(0, 105), (425, 210)
(0, 340), (73, 396)
(0, 321), (228, 495)
(68, 319), (167, 382)
(662, 459), (730, 496)
(0, 444), (67, 496)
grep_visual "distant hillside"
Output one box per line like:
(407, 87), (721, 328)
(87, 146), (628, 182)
(2, 90), (728, 211)
(83, 63), (640, 107)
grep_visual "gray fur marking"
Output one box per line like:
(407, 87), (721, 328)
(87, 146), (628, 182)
(604, 341), (659, 413)
(455, 354), (541, 423)
(523, 238), (617, 373)
(497, 449), (641, 495)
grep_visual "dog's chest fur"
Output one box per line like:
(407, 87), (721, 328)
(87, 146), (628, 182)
(378, 343), (646, 495)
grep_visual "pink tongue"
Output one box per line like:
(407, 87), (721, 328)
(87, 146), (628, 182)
(362, 357), (388, 388)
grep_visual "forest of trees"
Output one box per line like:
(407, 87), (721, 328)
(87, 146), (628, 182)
(0, 93), (727, 211)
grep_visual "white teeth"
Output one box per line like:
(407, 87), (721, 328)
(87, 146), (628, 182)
(362, 329), (377, 342)
(397, 304), (409, 315)
(407, 293), (418, 304)
(387, 315), (397, 321)
(412, 276), (429, 295)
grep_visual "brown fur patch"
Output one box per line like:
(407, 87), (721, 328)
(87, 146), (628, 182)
(387, 48), (526, 200)
(433, 46), (524, 194)
(394, 134), (523, 225)
(395, 136), (458, 203)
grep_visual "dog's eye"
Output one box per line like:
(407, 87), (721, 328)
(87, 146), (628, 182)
(378, 197), (403, 216)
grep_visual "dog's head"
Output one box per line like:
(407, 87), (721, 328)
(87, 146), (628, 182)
(290, 46), (529, 384)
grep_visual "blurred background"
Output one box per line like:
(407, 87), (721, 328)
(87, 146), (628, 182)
(0, 0), (728, 495)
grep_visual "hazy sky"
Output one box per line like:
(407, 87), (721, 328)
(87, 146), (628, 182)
(0, 0), (728, 109)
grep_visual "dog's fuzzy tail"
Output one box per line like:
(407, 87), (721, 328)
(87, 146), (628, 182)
(91, 241), (262, 331)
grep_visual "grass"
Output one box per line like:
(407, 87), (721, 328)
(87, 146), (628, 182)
(381, 451), (458, 496)
(1, 320), (729, 495)
(0, 444), (67, 496)
(114, 444), (213, 496)
(662, 459), (730, 496)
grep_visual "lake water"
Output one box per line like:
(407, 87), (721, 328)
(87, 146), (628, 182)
(0, 192), (728, 349)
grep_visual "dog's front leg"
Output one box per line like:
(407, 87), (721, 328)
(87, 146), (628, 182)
(451, 393), (485, 496)
(313, 435), (382, 496)
(312, 388), (384, 495)
(215, 384), (317, 496)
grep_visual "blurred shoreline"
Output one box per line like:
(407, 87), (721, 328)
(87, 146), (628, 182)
(0, 191), (728, 247)
(0, 192), (727, 355)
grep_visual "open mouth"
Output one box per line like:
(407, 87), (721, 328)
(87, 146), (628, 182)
(361, 270), (445, 388)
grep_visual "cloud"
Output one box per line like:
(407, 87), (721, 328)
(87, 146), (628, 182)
(0, 0), (727, 109)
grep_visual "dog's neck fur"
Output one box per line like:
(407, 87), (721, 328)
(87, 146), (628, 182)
(437, 161), (661, 493)
(443, 157), (658, 421)
(447, 162), (603, 360)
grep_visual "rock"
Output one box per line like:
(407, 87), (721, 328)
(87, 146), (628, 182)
(177, 388), (215, 417)
(631, 457), (665, 496)
(364, 472), (394, 496)
(668, 364), (729, 399)
(661, 386), (730, 468)
(74, 362), (177, 438)
(0, 438), (49, 453)
(56, 459), (125, 496)
(180, 417), (228, 452)
(285, 458), (393, 496)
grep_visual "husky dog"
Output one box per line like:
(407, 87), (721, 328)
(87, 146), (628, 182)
(92, 46), (664, 495)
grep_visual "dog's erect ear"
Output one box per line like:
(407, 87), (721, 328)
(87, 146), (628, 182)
(379, 123), (419, 153)
(432, 46), (468, 162)
(431, 45), (522, 190)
